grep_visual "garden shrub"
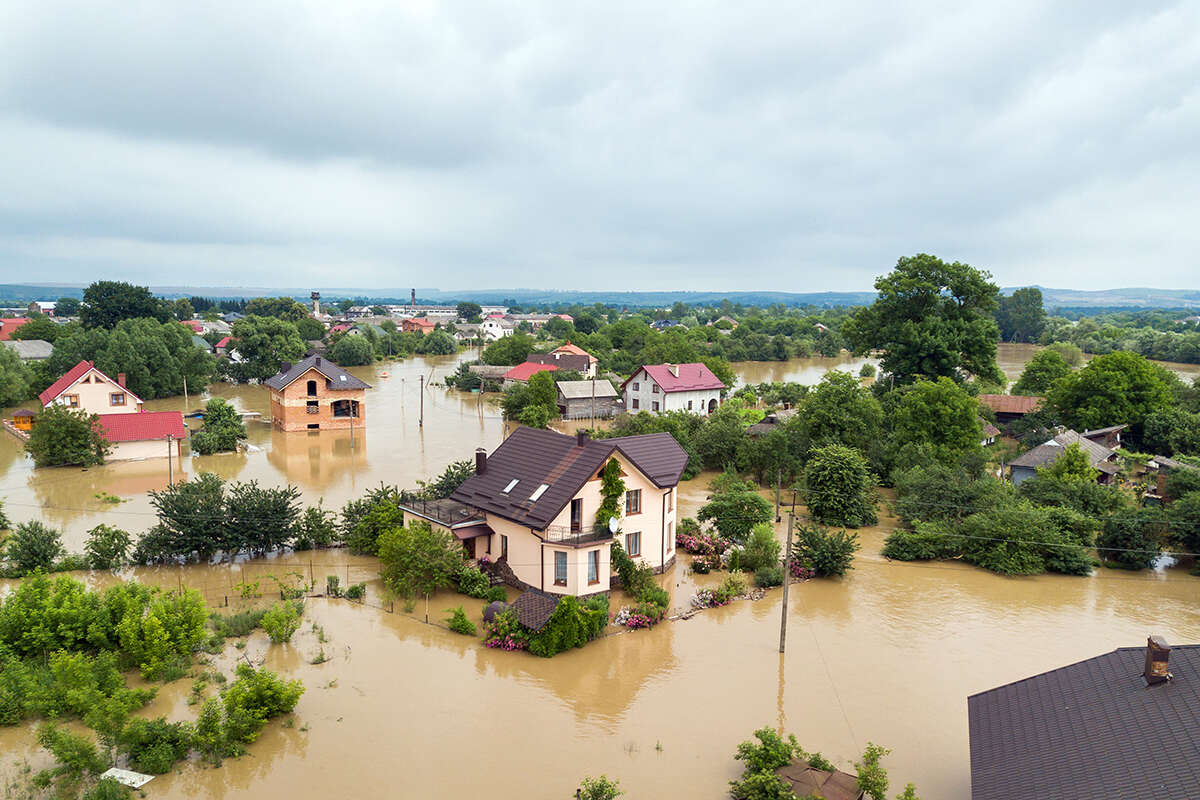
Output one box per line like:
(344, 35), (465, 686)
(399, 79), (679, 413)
(676, 517), (701, 538)
(731, 523), (781, 572)
(345, 583), (366, 601)
(578, 775), (624, 800)
(715, 571), (749, 604)
(82, 778), (131, 800)
(261, 600), (303, 643)
(208, 608), (267, 639)
(793, 524), (858, 577)
(445, 606), (477, 636)
(2, 522), (65, 575)
(193, 697), (226, 763)
(222, 663), (304, 747)
(325, 575), (342, 597)
(881, 524), (961, 561)
(457, 565), (491, 599)
(484, 586), (508, 603)
(38, 722), (106, 779)
(527, 596), (608, 658)
(802, 444), (878, 527)
(754, 565), (784, 588)
(482, 608), (528, 651)
(610, 541), (655, 596)
(85, 525), (132, 570)
(690, 554), (717, 574)
(119, 717), (193, 774)
(346, 500), (404, 556)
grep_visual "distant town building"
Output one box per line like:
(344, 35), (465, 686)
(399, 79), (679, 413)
(28, 301), (56, 316)
(401, 318), (437, 335)
(480, 317), (515, 341)
(264, 355), (370, 432)
(0, 318), (30, 341)
(621, 363), (725, 416)
(502, 362), (557, 386)
(2, 339), (52, 361)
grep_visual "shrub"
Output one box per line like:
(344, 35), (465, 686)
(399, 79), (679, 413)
(38, 722), (106, 778)
(485, 586), (508, 603)
(25, 405), (111, 467)
(676, 517), (701, 538)
(261, 601), (303, 643)
(3, 522), (65, 575)
(82, 778), (131, 800)
(729, 771), (795, 800)
(445, 606), (477, 636)
(527, 596), (608, 658)
(610, 542), (654, 596)
(344, 582), (366, 601)
(698, 488), (773, 543)
(209, 608), (268, 639)
(294, 504), (338, 550)
(377, 521), (464, 603)
(346, 500), (404, 556)
(754, 565), (784, 588)
(802, 444), (878, 527)
(1098, 508), (1165, 570)
(793, 524), (858, 577)
(732, 524), (781, 572)
(85, 525), (131, 570)
(325, 575), (342, 598)
(579, 775), (624, 800)
(119, 717), (193, 774)
(881, 525), (962, 561)
(690, 554), (717, 574)
(715, 571), (749, 604)
(482, 608), (529, 651)
(690, 588), (720, 608)
(222, 664), (304, 746)
(193, 697), (226, 763)
(856, 742), (891, 800)
(457, 565), (491, 599)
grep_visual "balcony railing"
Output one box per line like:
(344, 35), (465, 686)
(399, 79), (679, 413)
(542, 524), (615, 547)
(306, 405), (319, 414)
(398, 498), (484, 527)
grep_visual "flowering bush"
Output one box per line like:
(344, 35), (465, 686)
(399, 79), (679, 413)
(690, 588), (727, 609)
(676, 530), (731, 557)
(613, 597), (667, 629)
(715, 570), (749, 605)
(482, 608), (529, 651)
(624, 613), (655, 629)
(691, 554), (718, 574)
(789, 561), (815, 581)
(477, 555), (491, 566)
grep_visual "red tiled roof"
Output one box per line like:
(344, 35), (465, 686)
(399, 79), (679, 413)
(96, 411), (187, 443)
(181, 320), (204, 333)
(216, 336), (232, 348)
(0, 318), (30, 341)
(977, 394), (1043, 414)
(552, 342), (595, 361)
(39, 360), (94, 406)
(503, 362), (557, 381)
(623, 363), (725, 393)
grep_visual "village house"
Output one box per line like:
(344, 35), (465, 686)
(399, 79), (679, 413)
(0, 318), (30, 341)
(746, 407), (798, 437)
(344, 306), (374, 319)
(1142, 455), (1199, 504)
(525, 352), (592, 377)
(38, 360), (186, 460)
(28, 301), (56, 316)
(401, 317), (437, 335)
(480, 316), (516, 341)
(621, 362), (725, 416)
(264, 355), (370, 432)
(556, 379), (619, 420)
(976, 394), (1043, 424)
(542, 342), (598, 377)
(452, 323), (481, 344)
(448, 428), (687, 596)
(980, 421), (1000, 447)
(508, 313), (572, 330)
(1007, 429), (1121, 485)
(968, 637), (1200, 800)
(501, 361), (556, 387)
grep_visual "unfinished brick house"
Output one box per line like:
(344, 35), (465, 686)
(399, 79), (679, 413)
(265, 355), (371, 432)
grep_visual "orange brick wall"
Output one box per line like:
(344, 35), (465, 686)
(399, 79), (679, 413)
(269, 368), (366, 432)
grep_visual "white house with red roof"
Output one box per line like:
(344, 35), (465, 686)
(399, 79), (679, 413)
(549, 342), (598, 378)
(39, 360), (186, 461)
(621, 363), (725, 416)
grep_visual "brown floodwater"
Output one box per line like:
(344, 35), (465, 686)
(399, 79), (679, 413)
(997, 341), (1200, 384)
(3, 352), (1200, 799)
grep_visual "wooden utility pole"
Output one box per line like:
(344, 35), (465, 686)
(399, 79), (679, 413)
(183, 375), (188, 409)
(775, 466), (782, 522)
(419, 374), (425, 427)
(779, 512), (794, 654)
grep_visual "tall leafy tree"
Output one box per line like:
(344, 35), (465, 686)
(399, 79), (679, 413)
(800, 370), (884, 460)
(54, 297), (81, 316)
(995, 287), (1046, 343)
(0, 345), (32, 407)
(224, 481), (301, 556)
(1046, 351), (1178, 435)
(80, 281), (167, 329)
(886, 377), (983, 471)
(228, 316), (305, 381)
(10, 315), (62, 343)
(843, 254), (1003, 385)
(244, 297), (309, 321)
(1011, 348), (1072, 396)
(377, 520), (464, 603)
(143, 473), (230, 562)
(25, 406), (111, 467)
(802, 445), (878, 527)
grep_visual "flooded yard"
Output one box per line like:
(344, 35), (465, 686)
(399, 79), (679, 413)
(2, 350), (1200, 798)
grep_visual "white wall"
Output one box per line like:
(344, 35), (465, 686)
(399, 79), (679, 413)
(622, 368), (720, 416)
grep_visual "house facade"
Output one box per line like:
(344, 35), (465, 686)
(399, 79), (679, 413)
(557, 379), (619, 420)
(451, 428), (687, 596)
(265, 355), (370, 432)
(1008, 430), (1120, 485)
(621, 363), (725, 416)
(480, 317), (515, 341)
(401, 318), (437, 334)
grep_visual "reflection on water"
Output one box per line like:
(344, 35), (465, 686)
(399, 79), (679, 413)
(997, 341), (1200, 384)
(732, 353), (879, 387)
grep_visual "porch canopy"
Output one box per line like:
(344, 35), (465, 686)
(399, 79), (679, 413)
(452, 523), (494, 541)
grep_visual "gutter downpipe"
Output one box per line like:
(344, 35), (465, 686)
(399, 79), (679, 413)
(539, 532), (544, 592)
(660, 490), (667, 574)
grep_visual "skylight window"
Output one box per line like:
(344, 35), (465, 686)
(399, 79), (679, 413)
(502, 479), (519, 494)
(529, 484), (549, 501)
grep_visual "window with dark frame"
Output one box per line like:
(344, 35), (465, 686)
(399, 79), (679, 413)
(632, 398), (639, 410)
(554, 551), (567, 586)
(570, 498), (583, 532)
(652, 401), (659, 412)
(625, 489), (641, 515)
(626, 531), (641, 557)
(110, 393), (125, 406)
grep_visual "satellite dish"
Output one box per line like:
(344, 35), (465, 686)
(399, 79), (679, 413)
(608, 517), (619, 534)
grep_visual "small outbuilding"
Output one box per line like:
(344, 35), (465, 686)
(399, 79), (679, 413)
(556, 379), (618, 420)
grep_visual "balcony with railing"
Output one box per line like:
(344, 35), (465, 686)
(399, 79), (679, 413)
(398, 497), (484, 528)
(542, 524), (615, 548)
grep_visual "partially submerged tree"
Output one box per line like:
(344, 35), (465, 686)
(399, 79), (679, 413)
(25, 405), (111, 467)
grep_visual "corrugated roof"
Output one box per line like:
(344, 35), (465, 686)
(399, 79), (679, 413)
(450, 427), (687, 530)
(556, 380), (618, 399)
(622, 363), (725, 393)
(502, 362), (557, 382)
(977, 394), (1043, 414)
(968, 644), (1200, 800)
(3, 339), (52, 360)
(96, 411), (187, 443)
(263, 355), (371, 392)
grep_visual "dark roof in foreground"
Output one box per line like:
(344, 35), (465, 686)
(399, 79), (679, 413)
(776, 761), (863, 800)
(263, 355), (371, 391)
(968, 644), (1200, 800)
(450, 427), (688, 530)
(511, 591), (561, 632)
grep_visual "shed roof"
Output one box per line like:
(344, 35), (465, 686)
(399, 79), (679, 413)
(511, 590), (562, 632)
(976, 394), (1043, 414)
(263, 355), (371, 392)
(968, 643), (1200, 800)
(2, 339), (52, 360)
(622, 363), (725, 393)
(556, 380), (618, 400)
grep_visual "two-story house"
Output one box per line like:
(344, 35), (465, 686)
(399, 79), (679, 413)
(450, 428), (687, 596)
(265, 355), (370, 432)
(621, 363), (725, 416)
(38, 360), (186, 461)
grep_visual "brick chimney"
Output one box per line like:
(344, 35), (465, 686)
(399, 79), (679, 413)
(117, 373), (126, 388)
(475, 447), (487, 475)
(1144, 635), (1172, 686)
(576, 430), (589, 447)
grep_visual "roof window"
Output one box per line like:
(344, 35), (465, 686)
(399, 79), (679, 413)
(502, 479), (519, 494)
(529, 484), (549, 501)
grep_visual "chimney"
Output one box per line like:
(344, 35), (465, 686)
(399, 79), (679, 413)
(475, 447), (487, 475)
(576, 430), (589, 447)
(411, 288), (416, 308)
(117, 373), (126, 388)
(279, 362), (292, 374)
(1144, 635), (1172, 686)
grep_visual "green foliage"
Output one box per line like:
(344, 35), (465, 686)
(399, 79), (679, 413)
(1047, 351), (1179, 436)
(208, 608), (268, 639)
(1036, 443), (1097, 483)
(340, 484), (401, 545)
(1098, 507), (1165, 570)
(193, 696), (226, 763)
(501, 370), (559, 427)
(610, 541), (654, 596)
(221, 663), (304, 746)
(881, 526), (961, 561)
(802, 445), (878, 527)
(85, 524), (131, 570)
(732, 523), (782, 572)
(856, 742), (891, 800)
(224, 480), (301, 557)
(801, 370), (884, 462)
(227, 315), (305, 382)
(481, 332), (536, 365)
(995, 287), (1046, 343)
(344, 582), (365, 601)
(595, 458), (626, 531)
(578, 775), (625, 800)
(729, 771), (796, 800)
(793, 525), (858, 577)
(693, 405), (750, 470)
(698, 484), (773, 543)
(420, 329), (458, 355)
(0, 344), (33, 407)
(83, 778), (132, 800)
(1012, 348), (1072, 395)
(119, 717), (193, 774)
(138, 472), (227, 562)
(2, 522), (65, 575)
(1017, 472), (1131, 517)
(378, 520), (465, 603)
(243, 297), (308, 321)
(445, 606), (477, 636)
(294, 502), (339, 550)
(416, 459), (476, 500)
(715, 571), (749, 604)
(25, 404), (111, 467)
(330, 334), (375, 366)
(527, 595), (609, 658)
(346, 499), (404, 556)
(1143, 407), (1200, 456)
(754, 564), (784, 588)
(457, 565), (491, 599)
(295, 317), (326, 340)
(38, 722), (106, 777)
(80, 281), (167, 329)
(1168, 491), (1200, 553)
(730, 727), (803, 800)
(192, 397), (246, 454)
(843, 254), (1004, 386)
(261, 601), (303, 643)
(593, 410), (706, 479)
(886, 377), (983, 471)
(892, 462), (1011, 526)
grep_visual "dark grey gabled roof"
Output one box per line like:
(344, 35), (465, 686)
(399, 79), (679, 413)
(449, 427), (687, 530)
(968, 644), (1200, 800)
(263, 355), (371, 391)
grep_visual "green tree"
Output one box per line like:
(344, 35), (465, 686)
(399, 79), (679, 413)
(1143, 407), (1200, 456)
(191, 397), (247, 455)
(801, 370), (884, 460)
(2, 521), (65, 574)
(140, 473), (229, 562)
(1011, 349), (1072, 396)
(244, 297), (309, 321)
(803, 445), (878, 527)
(54, 297), (81, 316)
(417, 329), (456, 355)
(456, 301), (482, 320)
(856, 743), (891, 800)
(224, 480), (301, 557)
(295, 317), (326, 341)
(995, 287), (1046, 343)
(697, 482), (773, 543)
(377, 520), (464, 604)
(25, 405), (111, 467)
(85, 525), (131, 570)
(329, 335), (375, 366)
(793, 524), (858, 577)
(11, 314), (62, 343)
(1047, 351), (1178, 435)
(171, 298), (195, 321)
(481, 333), (536, 365)
(501, 370), (558, 428)
(887, 378), (983, 470)
(80, 281), (166, 329)
(1097, 507), (1165, 570)
(228, 316), (305, 381)
(0, 344), (33, 407)
(693, 404), (748, 470)
(843, 254), (1004, 385)
(1036, 443), (1096, 482)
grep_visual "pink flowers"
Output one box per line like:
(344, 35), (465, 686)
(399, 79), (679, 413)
(624, 613), (654, 629)
(790, 562), (815, 581)
(676, 531), (731, 556)
(484, 635), (527, 651)
(477, 555), (492, 566)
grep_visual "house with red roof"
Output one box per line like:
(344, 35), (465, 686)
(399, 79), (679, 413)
(401, 317), (437, 334)
(547, 342), (598, 377)
(39, 360), (187, 461)
(0, 318), (31, 341)
(180, 319), (205, 334)
(502, 362), (557, 386)
(621, 363), (725, 416)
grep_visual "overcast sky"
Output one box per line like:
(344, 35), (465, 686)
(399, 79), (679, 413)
(1, 1), (1197, 293)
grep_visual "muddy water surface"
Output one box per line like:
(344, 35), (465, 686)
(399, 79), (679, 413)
(3, 352), (1200, 798)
